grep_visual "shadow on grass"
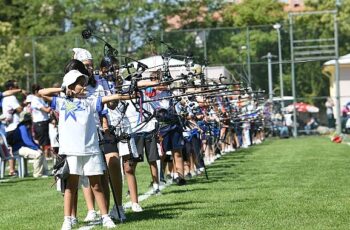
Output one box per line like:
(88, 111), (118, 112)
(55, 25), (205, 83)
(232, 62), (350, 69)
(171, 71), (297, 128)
(0, 177), (51, 186)
(192, 149), (259, 184)
(126, 201), (200, 222)
(228, 197), (273, 203)
(161, 187), (209, 195)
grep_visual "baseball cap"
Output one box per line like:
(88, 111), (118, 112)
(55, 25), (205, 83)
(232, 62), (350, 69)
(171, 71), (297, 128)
(24, 94), (34, 104)
(72, 48), (92, 62)
(63, 70), (88, 88)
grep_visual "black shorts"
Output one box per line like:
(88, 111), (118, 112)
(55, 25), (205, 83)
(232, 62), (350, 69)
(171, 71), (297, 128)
(183, 136), (201, 162)
(134, 132), (160, 163)
(203, 134), (214, 145)
(159, 125), (184, 152)
(164, 153), (173, 163)
(102, 133), (118, 154)
(33, 120), (50, 146)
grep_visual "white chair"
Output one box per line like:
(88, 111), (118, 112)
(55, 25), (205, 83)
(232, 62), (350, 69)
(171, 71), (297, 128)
(0, 133), (27, 178)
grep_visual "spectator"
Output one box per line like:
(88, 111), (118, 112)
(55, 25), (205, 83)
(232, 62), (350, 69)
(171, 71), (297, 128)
(341, 104), (350, 133)
(10, 113), (48, 178)
(325, 97), (335, 128)
(304, 116), (318, 135)
(2, 80), (24, 132)
(31, 84), (52, 159)
(2, 80), (26, 176)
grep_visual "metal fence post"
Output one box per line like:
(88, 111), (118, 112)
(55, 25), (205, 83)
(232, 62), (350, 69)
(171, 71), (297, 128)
(334, 12), (341, 134)
(246, 26), (251, 87)
(203, 29), (207, 61)
(289, 15), (298, 137)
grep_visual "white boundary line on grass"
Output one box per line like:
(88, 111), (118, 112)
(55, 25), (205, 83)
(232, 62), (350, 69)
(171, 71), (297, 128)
(124, 181), (170, 209)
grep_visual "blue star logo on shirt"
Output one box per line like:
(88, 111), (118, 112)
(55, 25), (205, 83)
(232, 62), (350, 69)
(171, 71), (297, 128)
(61, 100), (85, 121)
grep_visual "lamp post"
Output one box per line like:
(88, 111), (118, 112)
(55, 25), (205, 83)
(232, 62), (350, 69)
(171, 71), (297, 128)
(24, 53), (31, 91)
(273, 23), (284, 108)
(262, 52), (277, 100)
(238, 45), (247, 83)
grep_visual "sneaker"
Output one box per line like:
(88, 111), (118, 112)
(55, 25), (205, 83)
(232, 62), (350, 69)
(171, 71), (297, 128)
(71, 217), (78, 227)
(109, 205), (126, 221)
(185, 173), (192, 179)
(9, 171), (18, 177)
(166, 174), (172, 180)
(174, 177), (186, 186)
(102, 215), (116, 228)
(84, 210), (98, 222)
(153, 188), (161, 195)
(61, 217), (72, 230)
(131, 202), (143, 212)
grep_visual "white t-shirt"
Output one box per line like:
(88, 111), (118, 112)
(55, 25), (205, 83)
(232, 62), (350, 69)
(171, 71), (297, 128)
(104, 103), (138, 157)
(126, 98), (157, 133)
(30, 96), (50, 122)
(284, 114), (293, 127)
(110, 81), (158, 133)
(49, 123), (59, 147)
(51, 96), (103, 156)
(2, 95), (21, 132)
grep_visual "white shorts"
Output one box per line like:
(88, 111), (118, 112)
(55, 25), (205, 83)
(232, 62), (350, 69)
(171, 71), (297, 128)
(117, 137), (138, 158)
(66, 154), (104, 176)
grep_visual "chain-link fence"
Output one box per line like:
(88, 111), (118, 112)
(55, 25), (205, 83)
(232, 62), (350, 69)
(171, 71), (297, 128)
(1, 17), (347, 133)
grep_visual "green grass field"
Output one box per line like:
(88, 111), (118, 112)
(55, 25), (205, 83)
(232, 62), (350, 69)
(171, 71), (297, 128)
(1, 136), (349, 230)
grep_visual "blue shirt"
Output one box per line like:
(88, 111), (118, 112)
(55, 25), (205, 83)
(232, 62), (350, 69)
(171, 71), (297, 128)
(0, 91), (3, 109)
(12, 124), (40, 152)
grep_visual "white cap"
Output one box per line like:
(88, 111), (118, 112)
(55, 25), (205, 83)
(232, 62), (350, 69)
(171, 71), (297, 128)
(63, 70), (88, 88)
(0, 114), (6, 121)
(72, 48), (92, 62)
(24, 94), (34, 104)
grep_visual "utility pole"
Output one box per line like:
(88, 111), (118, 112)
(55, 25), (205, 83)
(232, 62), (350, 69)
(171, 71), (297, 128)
(246, 26), (251, 87)
(334, 11), (341, 134)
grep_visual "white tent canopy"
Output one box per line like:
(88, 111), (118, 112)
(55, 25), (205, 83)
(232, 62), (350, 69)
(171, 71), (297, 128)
(323, 54), (350, 66)
(128, 55), (236, 83)
(131, 55), (188, 79)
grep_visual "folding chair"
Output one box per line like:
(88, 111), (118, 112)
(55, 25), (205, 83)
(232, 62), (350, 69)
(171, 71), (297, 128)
(0, 133), (27, 178)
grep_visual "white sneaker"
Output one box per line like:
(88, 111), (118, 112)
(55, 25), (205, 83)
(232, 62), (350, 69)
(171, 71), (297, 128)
(102, 215), (116, 228)
(109, 205), (126, 221)
(131, 202), (143, 212)
(61, 217), (72, 230)
(153, 188), (161, 195)
(71, 217), (78, 227)
(84, 210), (98, 222)
(153, 183), (160, 195)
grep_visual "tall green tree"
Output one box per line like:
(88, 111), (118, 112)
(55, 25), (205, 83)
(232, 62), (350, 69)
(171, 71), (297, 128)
(216, 0), (285, 90)
(0, 21), (23, 82)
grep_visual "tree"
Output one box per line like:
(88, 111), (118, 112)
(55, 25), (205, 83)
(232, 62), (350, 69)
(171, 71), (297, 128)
(215, 0), (285, 90)
(0, 22), (23, 83)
